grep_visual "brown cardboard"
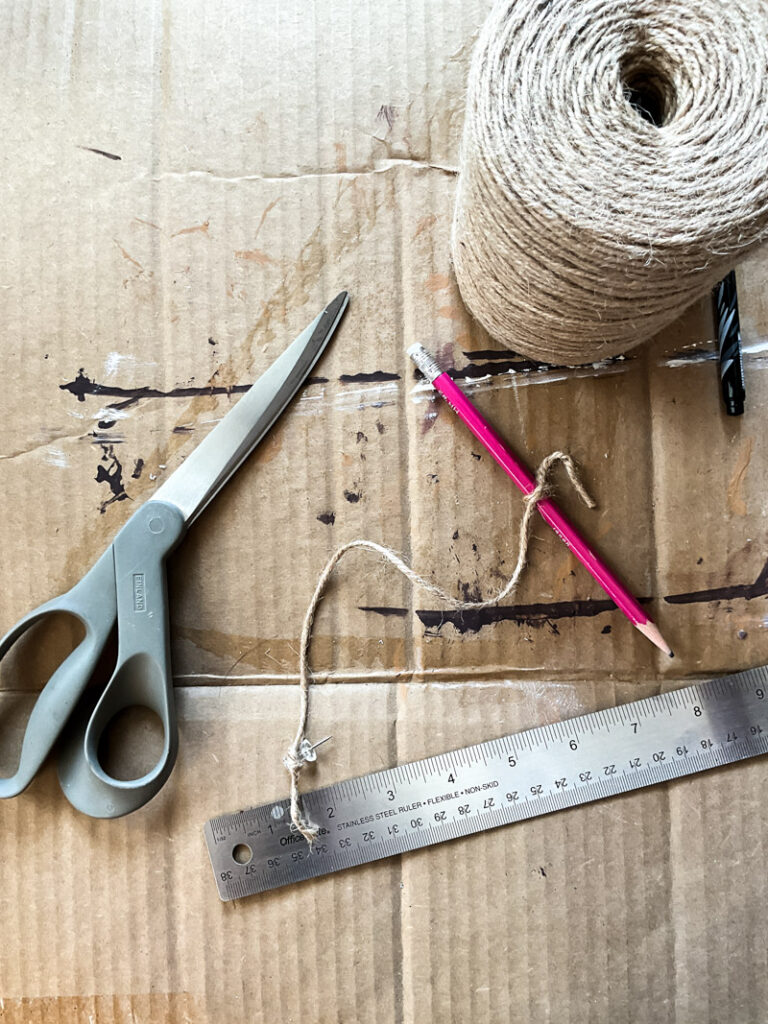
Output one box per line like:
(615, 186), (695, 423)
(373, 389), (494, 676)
(2, 1), (768, 1021)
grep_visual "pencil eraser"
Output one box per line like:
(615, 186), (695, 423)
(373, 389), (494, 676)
(408, 344), (442, 382)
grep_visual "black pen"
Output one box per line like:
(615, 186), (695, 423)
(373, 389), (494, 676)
(713, 270), (746, 416)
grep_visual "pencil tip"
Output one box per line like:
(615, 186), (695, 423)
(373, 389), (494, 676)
(634, 620), (674, 658)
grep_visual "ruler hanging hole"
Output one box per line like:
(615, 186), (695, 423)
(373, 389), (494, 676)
(232, 843), (252, 865)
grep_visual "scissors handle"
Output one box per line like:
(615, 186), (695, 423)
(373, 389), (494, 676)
(58, 500), (185, 818)
(0, 548), (117, 798)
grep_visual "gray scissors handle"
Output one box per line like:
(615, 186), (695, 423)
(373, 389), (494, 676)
(58, 500), (185, 817)
(0, 548), (117, 798)
(0, 500), (184, 816)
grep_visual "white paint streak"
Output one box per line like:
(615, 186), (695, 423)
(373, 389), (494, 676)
(410, 359), (629, 403)
(103, 351), (158, 379)
(743, 336), (768, 355)
(94, 406), (132, 422)
(333, 381), (400, 410)
(45, 447), (69, 468)
(292, 381), (400, 416)
(663, 351), (717, 368)
(104, 351), (128, 378)
(662, 336), (768, 368)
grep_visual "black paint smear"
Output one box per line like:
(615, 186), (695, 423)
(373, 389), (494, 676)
(414, 596), (619, 635)
(451, 349), (630, 381)
(360, 558), (768, 635)
(78, 145), (122, 161)
(344, 489), (362, 504)
(62, 368), (249, 409)
(601, 625), (612, 635)
(131, 458), (144, 480)
(463, 348), (545, 363)
(95, 444), (129, 514)
(317, 511), (336, 525)
(360, 605), (408, 618)
(61, 368), (331, 412)
(663, 559), (768, 606)
(452, 358), (550, 379)
(208, 337), (216, 346)
(91, 431), (124, 444)
(339, 371), (401, 384)
(459, 580), (482, 602)
(61, 366), (405, 420)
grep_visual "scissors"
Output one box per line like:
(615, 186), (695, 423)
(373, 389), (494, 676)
(0, 292), (348, 818)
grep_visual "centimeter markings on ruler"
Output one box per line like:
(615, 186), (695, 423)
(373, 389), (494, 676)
(205, 665), (768, 900)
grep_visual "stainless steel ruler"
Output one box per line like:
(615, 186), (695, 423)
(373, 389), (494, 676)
(205, 665), (768, 900)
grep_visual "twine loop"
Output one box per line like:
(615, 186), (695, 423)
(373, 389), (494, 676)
(284, 452), (593, 843)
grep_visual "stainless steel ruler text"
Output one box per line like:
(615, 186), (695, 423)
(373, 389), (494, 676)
(205, 666), (768, 900)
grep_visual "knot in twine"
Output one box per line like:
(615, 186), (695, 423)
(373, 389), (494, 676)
(452, 0), (768, 363)
(284, 452), (594, 844)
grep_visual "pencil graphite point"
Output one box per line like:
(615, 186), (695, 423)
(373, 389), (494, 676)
(635, 620), (674, 658)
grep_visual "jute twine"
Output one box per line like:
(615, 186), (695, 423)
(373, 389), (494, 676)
(452, 0), (768, 362)
(284, 452), (594, 842)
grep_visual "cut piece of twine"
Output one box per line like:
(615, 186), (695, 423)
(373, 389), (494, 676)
(283, 451), (595, 843)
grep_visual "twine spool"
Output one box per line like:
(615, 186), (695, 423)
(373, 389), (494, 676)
(452, 0), (768, 363)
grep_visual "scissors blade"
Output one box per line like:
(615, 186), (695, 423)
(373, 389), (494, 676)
(152, 291), (348, 524)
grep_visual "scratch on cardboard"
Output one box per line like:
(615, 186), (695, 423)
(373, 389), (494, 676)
(234, 249), (274, 264)
(727, 437), (754, 516)
(172, 220), (210, 238)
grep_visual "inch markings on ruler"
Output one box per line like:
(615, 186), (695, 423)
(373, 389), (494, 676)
(205, 666), (768, 900)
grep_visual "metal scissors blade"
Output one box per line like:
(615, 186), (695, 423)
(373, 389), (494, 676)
(153, 291), (348, 524)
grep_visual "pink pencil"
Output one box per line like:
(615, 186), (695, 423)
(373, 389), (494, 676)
(408, 344), (673, 657)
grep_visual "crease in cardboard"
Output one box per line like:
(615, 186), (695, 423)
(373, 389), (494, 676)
(0, 431), (101, 464)
(175, 668), (587, 686)
(135, 157), (458, 188)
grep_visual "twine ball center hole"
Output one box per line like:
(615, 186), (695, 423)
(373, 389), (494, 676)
(619, 48), (677, 127)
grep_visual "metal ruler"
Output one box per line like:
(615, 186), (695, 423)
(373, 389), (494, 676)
(205, 665), (768, 900)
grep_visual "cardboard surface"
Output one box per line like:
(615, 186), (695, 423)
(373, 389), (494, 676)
(1, 1), (768, 1020)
